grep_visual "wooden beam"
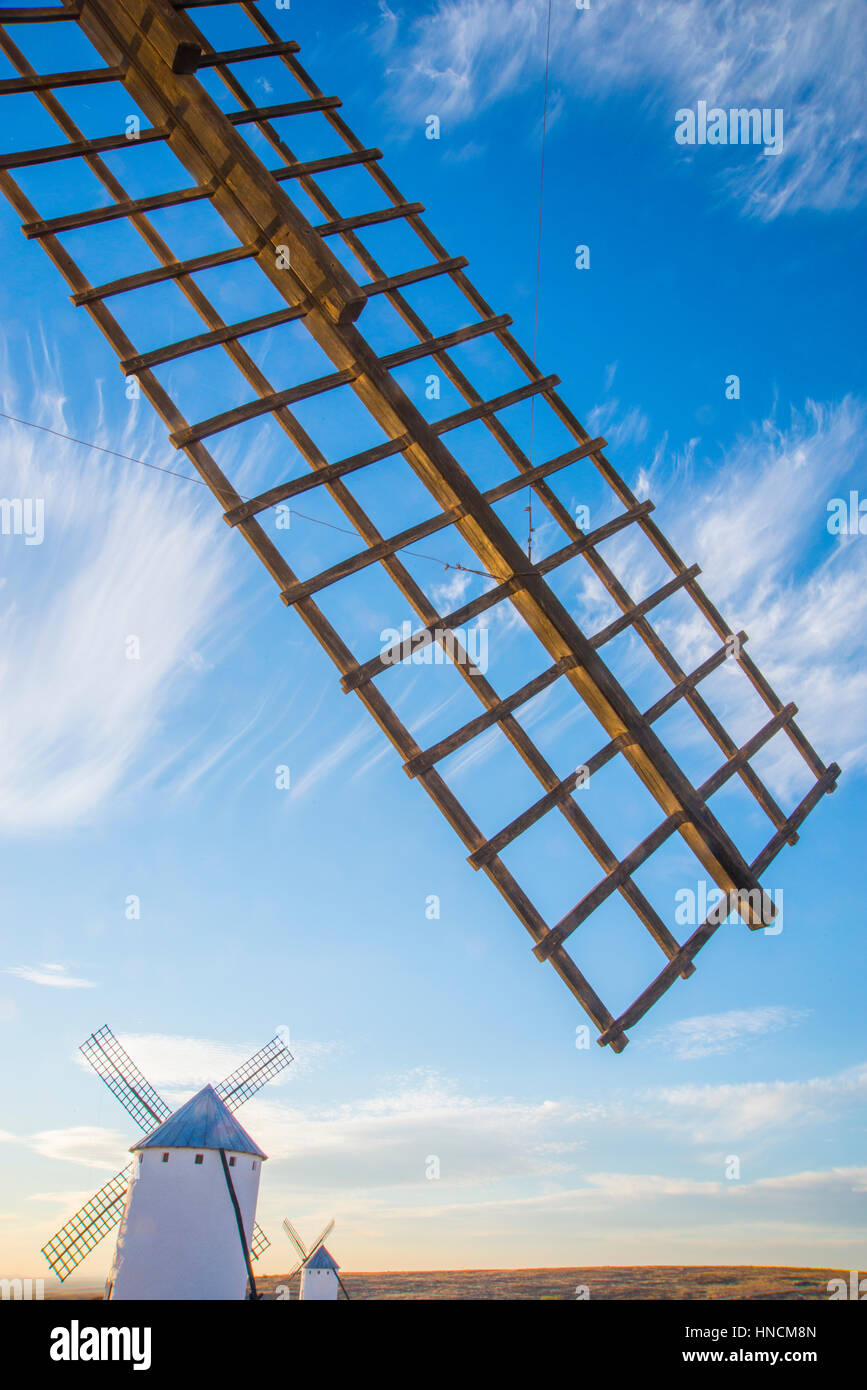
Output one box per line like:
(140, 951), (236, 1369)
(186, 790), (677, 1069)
(0, 64), (123, 94)
(404, 660), (577, 779)
(0, 124), (167, 169)
(223, 435), (412, 527)
(380, 315), (511, 369)
(70, 243), (259, 305)
(317, 202), (424, 239)
(0, 5), (80, 18)
(361, 256), (468, 299)
(534, 811), (692, 963)
(170, 367), (357, 448)
(341, 502), (653, 694)
(228, 96), (342, 124)
(119, 303), (307, 375)
(195, 40), (300, 68)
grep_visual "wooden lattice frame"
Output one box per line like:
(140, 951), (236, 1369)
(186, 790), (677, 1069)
(0, 0), (840, 1051)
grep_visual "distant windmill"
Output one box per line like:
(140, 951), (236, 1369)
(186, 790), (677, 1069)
(42, 1025), (293, 1300)
(282, 1217), (347, 1301)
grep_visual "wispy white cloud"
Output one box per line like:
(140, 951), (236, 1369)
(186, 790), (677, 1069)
(597, 396), (867, 794)
(0, 381), (231, 833)
(651, 1006), (810, 1059)
(4, 964), (95, 990)
(384, 0), (866, 217)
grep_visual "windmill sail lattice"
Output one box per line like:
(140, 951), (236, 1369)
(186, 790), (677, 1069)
(40, 1027), (286, 1279)
(0, 2), (840, 1054)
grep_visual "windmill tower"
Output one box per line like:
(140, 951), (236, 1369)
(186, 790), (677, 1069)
(282, 1217), (345, 1301)
(41, 1026), (293, 1299)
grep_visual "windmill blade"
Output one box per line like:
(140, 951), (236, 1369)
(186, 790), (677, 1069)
(215, 1035), (294, 1112)
(306, 1218), (335, 1260)
(281, 1217), (308, 1262)
(80, 1025), (172, 1134)
(250, 1223), (270, 1261)
(41, 1165), (132, 1282)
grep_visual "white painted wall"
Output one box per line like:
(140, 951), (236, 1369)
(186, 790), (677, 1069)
(300, 1267), (339, 1301)
(108, 1146), (262, 1301)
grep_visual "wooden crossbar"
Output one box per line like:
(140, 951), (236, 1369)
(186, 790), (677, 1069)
(119, 304), (307, 375)
(466, 636), (747, 871)
(0, 6), (81, 19)
(279, 435), (609, 609)
(342, 501), (654, 695)
(70, 243), (260, 305)
(0, 64), (122, 93)
(223, 436), (412, 526)
(317, 202), (424, 238)
(0, 125), (168, 169)
(361, 256), (469, 299)
(170, 367), (357, 447)
(535, 810), (694, 962)
(195, 40), (300, 67)
(228, 96), (342, 124)
(380, 315), (512, 369)
(596, 766), (839, 1048)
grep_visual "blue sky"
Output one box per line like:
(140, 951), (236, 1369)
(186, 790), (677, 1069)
(0, 0), (865, 1285)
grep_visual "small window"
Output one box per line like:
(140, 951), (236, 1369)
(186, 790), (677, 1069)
(161, 1153), (169, 1163)
(194, 1154), (204, 1165)
(228, 1156), (236, 1167)
(252, 1161), (257, 1171)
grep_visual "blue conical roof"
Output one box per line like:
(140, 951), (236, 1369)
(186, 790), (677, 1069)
(131, 1084), (267, 1158)
(306, 1245), (339, 1271)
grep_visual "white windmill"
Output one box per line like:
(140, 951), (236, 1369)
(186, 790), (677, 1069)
(41, 1025), (293, 1300)
(282, 1218), (347, 1300)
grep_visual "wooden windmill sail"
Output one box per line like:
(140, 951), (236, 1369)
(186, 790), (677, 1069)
(0, 1), (840, 1052)
(41, 1025), (292, 1282)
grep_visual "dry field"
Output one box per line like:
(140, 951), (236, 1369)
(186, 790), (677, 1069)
(254, 1266), (843, 1300)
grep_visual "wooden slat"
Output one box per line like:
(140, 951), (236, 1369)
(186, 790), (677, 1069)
(270, 148), (381, 182)
(170, 367), (357, 448)
(196, 40), (300, 67)
(317, 202), (424, 239)
(433, 375), (560, 434)
(0, 65), (122, 94)
(0, 124), (167, 169)
(70, 243), (259, 305)
(22, 180), (211, 238)
(361, 256), (468, 299)
(750, 764), (840, 877)
(404, 660), (577, 778)
(467, 635), (748, 872)
(534, 811), (692, 963)
(228, 96), (342, 124)
(381, 315), (512, 370)
(697, 704), (797, 803)
(280, 502), (471, 607)
(224, 435), (413, 526)
(0, 5), (81, 18)
(468, 734), (635, 869)
(277, 435), (608, 609)
(589, 566), (702, 649)
(597, 764), (841, 1048)
(342, 501), (653, 695)
(119, 303), (307, 375)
